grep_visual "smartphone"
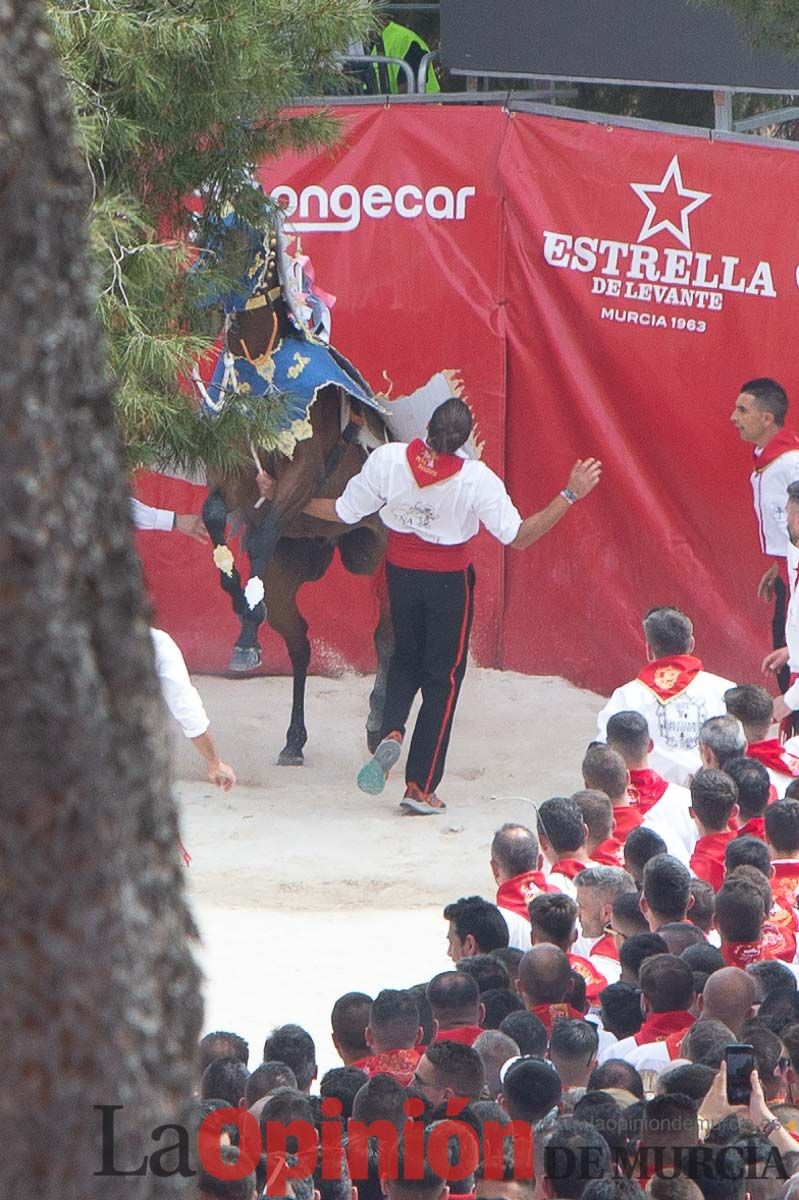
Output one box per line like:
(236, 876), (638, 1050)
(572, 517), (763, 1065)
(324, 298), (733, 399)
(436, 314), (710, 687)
(725, 1043), (755, 1105)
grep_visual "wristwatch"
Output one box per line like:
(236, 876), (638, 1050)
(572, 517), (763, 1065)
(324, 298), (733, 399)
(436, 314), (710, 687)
(561, 487), (579, 505)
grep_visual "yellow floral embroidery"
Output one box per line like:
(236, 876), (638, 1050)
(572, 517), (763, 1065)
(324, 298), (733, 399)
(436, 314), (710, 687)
(287, 352), (310, 379)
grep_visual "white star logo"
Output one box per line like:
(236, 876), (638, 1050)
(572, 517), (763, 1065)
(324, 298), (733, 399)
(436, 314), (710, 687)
(630, 155), (711, 249)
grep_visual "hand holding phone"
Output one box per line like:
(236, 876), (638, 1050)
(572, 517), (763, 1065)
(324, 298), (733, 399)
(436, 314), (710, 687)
(725, 1043), (755, 1106)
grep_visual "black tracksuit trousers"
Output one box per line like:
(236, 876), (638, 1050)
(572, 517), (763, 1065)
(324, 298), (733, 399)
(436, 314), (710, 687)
(379, 561), (475, 795)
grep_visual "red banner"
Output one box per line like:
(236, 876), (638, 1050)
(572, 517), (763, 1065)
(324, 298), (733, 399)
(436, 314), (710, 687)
(138, 107), (799, 695)
(499, 115), (799, 691)
(138, 107), (508, 673)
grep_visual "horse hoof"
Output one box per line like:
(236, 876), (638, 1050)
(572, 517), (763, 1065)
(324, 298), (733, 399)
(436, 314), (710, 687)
(229, 646), (262, 672)
(277, 749), (304, 766)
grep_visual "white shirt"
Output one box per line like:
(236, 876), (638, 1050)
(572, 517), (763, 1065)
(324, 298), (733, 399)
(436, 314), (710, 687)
(334, 442), (523, 545)
(596, 670), (735, 786)
(784, 540), (799, 709)
(750, 446), (799, 557)
(500, 907), (533, 952)
(150, 628), (210, 739)
(597, 1034), (673, 1072)
(131, 498), (174, 532)
(642, 781), (697, 863)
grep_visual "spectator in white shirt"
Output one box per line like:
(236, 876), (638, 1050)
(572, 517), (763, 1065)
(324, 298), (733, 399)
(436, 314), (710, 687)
(596, 607), (734, 786)
(130, 497), (209, 543)
(150, 628), (235, 790)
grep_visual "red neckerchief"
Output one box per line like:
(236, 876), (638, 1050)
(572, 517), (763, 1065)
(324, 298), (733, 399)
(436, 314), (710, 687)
(613, 803), (643, 840)
(591, 839), (623, 867)
(752, 429), (799, 473)
(747, 739), (799, 777)
(569, 952), (609, 1002)
(637, 655), (704, 703)
(761, 917), (796, 962)
(634, 1009), (695, 1046)
(350, 1046), (422, 1086)
(628, 769), (669, 815)
(721, 939), (778, 968)
(496, 870), (556, 918)
(529, 1002), (584, 1034)
(590, 932), (620, 963)
(406, 438), (465, 488)
(550, 858), (587, 880)
(738, 815), (766, 839)
(690, 831), (736, 892)
(433, 1025), (483, 1046)
(772, 862), (799, 909)
(664, 1029), (688, 1061)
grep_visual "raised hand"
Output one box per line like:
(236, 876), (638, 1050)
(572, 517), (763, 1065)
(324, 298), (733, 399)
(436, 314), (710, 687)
(567, 458), (602, 499)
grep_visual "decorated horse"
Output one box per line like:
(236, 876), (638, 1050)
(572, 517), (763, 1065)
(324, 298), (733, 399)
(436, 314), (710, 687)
(194, 211), (465, 765)
(193, 213), (397, 765)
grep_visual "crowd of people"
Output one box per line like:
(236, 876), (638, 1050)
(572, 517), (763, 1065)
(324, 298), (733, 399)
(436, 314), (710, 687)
(190, 599), (799, 1199)
(144, 380), (799, 1198)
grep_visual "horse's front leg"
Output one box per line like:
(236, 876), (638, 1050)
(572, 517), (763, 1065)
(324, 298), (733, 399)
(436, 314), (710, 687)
(233, 460), (323, 672)
(264, 540), (334, 765)
(202, 486), (251, 628)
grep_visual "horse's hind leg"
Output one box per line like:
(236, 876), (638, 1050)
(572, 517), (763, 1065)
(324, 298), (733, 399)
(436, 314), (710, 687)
(265, 538), (334, 765)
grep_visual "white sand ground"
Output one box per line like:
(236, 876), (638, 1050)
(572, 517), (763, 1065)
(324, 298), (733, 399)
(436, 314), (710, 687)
(174, 667), (605, 1077)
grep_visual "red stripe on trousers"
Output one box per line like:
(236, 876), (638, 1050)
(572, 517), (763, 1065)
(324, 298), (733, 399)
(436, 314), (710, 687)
(424, 567), (471, 794)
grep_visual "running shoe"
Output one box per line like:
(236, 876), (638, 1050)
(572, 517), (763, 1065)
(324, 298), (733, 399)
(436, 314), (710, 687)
(356, 731), (403, 795)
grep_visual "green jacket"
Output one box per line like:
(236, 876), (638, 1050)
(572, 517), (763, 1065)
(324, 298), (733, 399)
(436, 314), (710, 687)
(374, 21), (440, 94)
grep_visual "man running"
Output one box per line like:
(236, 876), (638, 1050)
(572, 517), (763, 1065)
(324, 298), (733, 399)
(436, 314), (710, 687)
(302, 396), (602, 815)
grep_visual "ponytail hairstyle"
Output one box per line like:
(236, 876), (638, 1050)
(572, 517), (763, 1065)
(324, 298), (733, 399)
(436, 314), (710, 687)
(426, 397), (473, 455)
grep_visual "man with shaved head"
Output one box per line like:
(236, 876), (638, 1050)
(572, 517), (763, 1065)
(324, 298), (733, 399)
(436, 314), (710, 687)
(699, 965), (757, 1036)
(491, 822), (555, 951)
(427, 970), (485, 1045)
(331, 992), (372, 1066)
(515, 945), (584, 1035)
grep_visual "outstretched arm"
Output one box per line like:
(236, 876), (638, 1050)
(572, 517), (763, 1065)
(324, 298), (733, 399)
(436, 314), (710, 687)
(191, 730), (236, 791)
(510, 458), (602, 550)
(304, 497), (345, 523)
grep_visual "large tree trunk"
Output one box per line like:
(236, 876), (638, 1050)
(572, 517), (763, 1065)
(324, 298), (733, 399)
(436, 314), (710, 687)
(0, 5), (202, 1197)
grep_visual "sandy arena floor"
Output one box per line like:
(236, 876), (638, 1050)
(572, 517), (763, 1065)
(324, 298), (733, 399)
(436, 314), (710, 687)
(174, 667), (605, 1076)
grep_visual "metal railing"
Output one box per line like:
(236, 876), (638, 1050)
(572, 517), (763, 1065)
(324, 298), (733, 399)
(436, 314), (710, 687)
(335, 52), (417, 93)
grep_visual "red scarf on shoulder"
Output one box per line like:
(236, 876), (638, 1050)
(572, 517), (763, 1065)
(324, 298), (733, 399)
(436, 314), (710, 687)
(569, 952), (609, 1002)
(771, 861), (799, 909)
(637, 655), (703, 703)
(738, 815), (766, 840)
(591, 840), (623, 867)
(613, 803), (643, 841)
(406, 439), (464, 488)
(628, 769), (669, 814)
(496, 870), (557, 919)
(433, 1025), (483, 1046)
(721, 939), (779, 968)
(529, 1002), (585, 1034)
(634, 1009), (695, 1046)
(550, 858), (587, 881)
(747, 738), (799, 777)
(350, 1046), (422, 1086)
(752, 428), (799, 472)
(590, 933), (620, 963)
(690, 831), (735, 892)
